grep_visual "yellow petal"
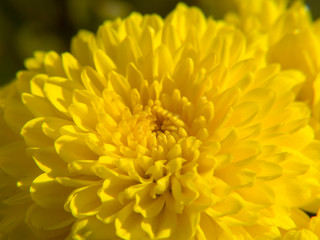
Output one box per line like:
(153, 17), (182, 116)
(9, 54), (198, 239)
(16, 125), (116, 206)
(62, 53), (82, 83)
(283, 229), (319, 240)
(70, 217), (117, 240)
(22, 93), (62, 118)
(30, 173), (72, 209)
(21, 117), (52, 147)
(134, 194), (165, 218)
(28, 146), (69, 176)
(44, 77), (77, 116)
(66, 185), (102, 218)
(93, 49), (116, 79)
(141, 207), (177, 239)
(71, 30), (96, 67)
(26, 203), (73, 231)
(55, 134), (98, 163)
(97, 198), (123, 224)
(115, 203), (147, 239)
(44, 51), (66, 77)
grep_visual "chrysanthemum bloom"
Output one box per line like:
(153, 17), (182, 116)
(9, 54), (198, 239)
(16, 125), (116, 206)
(226, 0), (320, 137)
(226, 0), (320, 229)
(1, 3), (320, 240)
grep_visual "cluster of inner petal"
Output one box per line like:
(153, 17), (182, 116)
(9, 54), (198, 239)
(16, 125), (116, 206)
(53, 84), (214, 239)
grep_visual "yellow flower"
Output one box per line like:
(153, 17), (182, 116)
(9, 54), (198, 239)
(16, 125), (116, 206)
(226, 0), (320, 216)
(226, 0), (320, 137)
(1, 3), (320, 240)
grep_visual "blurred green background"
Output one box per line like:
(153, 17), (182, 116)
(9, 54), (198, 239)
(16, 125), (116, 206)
(0, 0), (319, 86)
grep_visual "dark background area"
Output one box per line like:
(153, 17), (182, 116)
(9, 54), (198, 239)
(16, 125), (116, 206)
(0, 0), (319, 86)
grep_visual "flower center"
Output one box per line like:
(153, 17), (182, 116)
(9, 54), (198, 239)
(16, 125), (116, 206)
(95, 98), (212, 215)
(128, 100), (188, 149)
(152, 104), (185, 134)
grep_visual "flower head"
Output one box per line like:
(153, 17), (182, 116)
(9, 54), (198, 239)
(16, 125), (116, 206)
(1, 3), (320, 240)
(226, 0), (320, 139)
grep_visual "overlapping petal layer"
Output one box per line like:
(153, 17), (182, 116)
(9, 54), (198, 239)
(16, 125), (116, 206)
(226, 0), (320, 137)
